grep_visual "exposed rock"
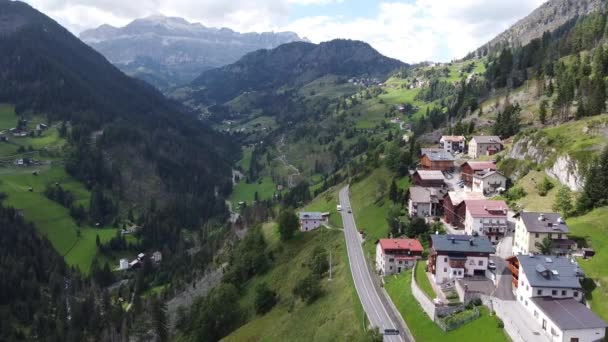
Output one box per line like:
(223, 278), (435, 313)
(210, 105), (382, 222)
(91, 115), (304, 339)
(546, 155), (585, 192)
(476, 0), (604, 56)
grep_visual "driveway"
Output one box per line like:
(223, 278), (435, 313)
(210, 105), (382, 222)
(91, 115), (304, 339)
(491, 298), (551, 342)
(339, 186), (409, 342)
(490, 256), (515, 301)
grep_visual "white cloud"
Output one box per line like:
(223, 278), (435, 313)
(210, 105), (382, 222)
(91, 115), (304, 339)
(22, 0), (548, 62)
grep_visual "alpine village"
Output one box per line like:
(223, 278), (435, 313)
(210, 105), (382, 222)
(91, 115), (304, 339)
(2, 0), (608, 341)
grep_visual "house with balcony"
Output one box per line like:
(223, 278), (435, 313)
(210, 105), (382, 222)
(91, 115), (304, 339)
(472, 170), (507, 195)
(507, 255), (606, 342)
(443, 191), (485, 228)
(464, 200), (509, 244)
(411, 170), (446, 188)
(439, 135), (466, 153)
(460, 161), (497, 187)
(298, 212), (330, 232)
(376, 238), (423, 275)
(419, 148), (455, 171)
(408, 186), (446, 218)
(428, 234), (495, 284)
(512, 212), (576, 256)
(468, 136), (502, 158)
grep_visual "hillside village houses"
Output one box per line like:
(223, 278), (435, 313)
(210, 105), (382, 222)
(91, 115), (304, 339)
(411, 169), (446, 188)
(439, 135), (466, 153)
(443, 191), (486, 228)
(428, 234), (495, 284)
(460, 161), (497, 187)
(376, 238), (423, 276)
(408, 186), (446, 218)
(298, 212), (330, 232)
(468, 136), (502, 158)
(471, 170), (507, 195)
(507, 255), (607, 342)
(512, 212), (576, 256)
(419, 148), (455, 171)
(464, 199), (509, 244)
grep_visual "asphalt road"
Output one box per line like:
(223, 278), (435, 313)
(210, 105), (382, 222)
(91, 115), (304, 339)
(339, 186), (406, 342)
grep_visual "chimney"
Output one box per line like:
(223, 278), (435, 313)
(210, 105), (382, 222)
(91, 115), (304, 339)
(469, 238), (474, 246)
(450, 237), (455, 244)
(538, 214), (545, 221)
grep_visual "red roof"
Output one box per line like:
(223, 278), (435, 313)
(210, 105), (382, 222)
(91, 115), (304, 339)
(378, 238), (423, 252)
(463, 161), (497, 171)
(465, 200), (508, 218)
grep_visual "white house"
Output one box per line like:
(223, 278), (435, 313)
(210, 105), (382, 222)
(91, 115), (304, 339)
(407, 187), (445, 218)
(512, 212), (576, 256)
(376, 238), (423, 275)
(118, 258), (129, 270)
(468, 136), (502, 158)
(299, 212), (330, 232)
(471, 170), (507, 195)
(428, 234), (495, 284)
(464, 199), (508, 244)
(508, 255), (606, 342)
(439, 135), (466, 153)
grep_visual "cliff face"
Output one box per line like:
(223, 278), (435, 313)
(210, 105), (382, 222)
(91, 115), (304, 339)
(476, 0), (604, 55)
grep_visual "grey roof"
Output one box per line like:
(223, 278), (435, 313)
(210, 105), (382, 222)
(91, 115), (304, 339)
(414, 170), (445, 181)
(430, 234), (495, 254)
(471, 136), (502, 144)
(409, 187), (446, 204)
(531, 297), (607, 330)
(420, 148), (455, 162)
(299, 212), (324, 220)
(473, 170), (505, 180)
(520, 212), (570, 234)
(517, 255), (583, 289)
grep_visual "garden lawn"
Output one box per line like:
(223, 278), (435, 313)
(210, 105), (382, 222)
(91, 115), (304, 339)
(414, 261), (436, 300)
(385, 270), (509, 342)
(567, 207), (608, 320)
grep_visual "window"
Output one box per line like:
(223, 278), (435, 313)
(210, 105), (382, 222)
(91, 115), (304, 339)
(534, 310), (539, 318)
(542, 319), (547, 330)
(571, 338), (580, 342)
(389, 258), (394, 262)
(573, 291), (579, 297)
(551, 327), (557, 336)
(444, 268), (447, 272)
(548, 233), (553, 239)
(535, 233), (539, 238)
(526, 285), (529, 291)
(537, 290), (542, 296)
(399, 261), (403, 265)
(444, 257), (448, 262)
(552, 290), (557, 296)
(558, 234), (562, 239)
(390, 266), (393, 270)
(478, 260), (483, 266)
(561, 290), (566, 296)
(525, 300), (528, 306)
(453, 270), (457, 275)
(521, 280), (524, 286)
(520, 296), (523, 302)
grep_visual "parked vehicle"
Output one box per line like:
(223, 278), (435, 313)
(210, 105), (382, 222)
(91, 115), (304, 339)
(488, 260), (497, 270)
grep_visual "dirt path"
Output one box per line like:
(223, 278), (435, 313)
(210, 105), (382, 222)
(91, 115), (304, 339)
(276, 135), (300, 188)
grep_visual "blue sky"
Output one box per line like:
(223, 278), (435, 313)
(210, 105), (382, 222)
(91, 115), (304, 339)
(25, 0), (547, 62)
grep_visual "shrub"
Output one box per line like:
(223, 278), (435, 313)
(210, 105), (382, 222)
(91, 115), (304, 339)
(293, 274), (323, 304)
(537, 177), (554, 196)
(254, 283), (277, 314)
(471, 297), (482, 306)
(497, 318), (504, 328)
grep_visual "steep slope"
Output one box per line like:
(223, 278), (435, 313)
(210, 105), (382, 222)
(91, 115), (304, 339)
(80, 15), (306, 89)
(183, 39), (406, 107)
(0, 1), (237, 221)
(474, 0), (604, 57)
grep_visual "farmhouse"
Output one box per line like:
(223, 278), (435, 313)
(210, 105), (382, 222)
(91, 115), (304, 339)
(411, 170), (445, 188)
(507, 255), (606, 342)
(443, 191), (486, 228)
(419, 148), (455, 171)
(408, 186), (446, 218)
(428, 234), (495, 284)
(298, 212), (330, 232)
(464, 200), (508, 244)
(468, 136), (502, 158)
(376, 238), (423, 275)
(460, 161), (497, 187)
(439, 135), (466, 153)
(512, 212), (576, 256)
(471, 170), (507, 195)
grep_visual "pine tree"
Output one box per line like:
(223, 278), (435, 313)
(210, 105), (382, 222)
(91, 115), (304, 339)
(539, 100), (548, 124)
(152, 298), (169, 342)
(389, 180), (399, 203)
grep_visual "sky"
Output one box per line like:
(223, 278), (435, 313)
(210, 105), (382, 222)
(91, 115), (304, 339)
(22, 0), (548, 63)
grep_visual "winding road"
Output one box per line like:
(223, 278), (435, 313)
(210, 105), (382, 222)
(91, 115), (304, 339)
(339, 186), (411, 342)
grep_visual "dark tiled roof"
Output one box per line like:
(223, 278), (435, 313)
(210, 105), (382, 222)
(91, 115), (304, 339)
(520, 212), (570, 234)
(420, 148), (455, 162)
(299, 212), (324, 220)
(531, 297), (607, 330)
(517, 255), (583, 289)
(430, 234), (495, 254)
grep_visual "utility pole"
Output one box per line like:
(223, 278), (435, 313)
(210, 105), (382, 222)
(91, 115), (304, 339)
(329, 249), (333, 281)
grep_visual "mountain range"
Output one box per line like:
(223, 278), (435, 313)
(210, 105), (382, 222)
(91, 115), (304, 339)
(80, 15), (307, 90)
